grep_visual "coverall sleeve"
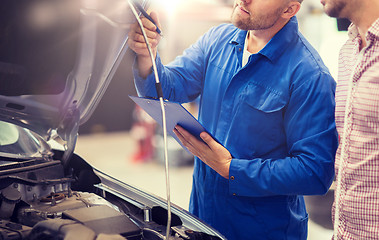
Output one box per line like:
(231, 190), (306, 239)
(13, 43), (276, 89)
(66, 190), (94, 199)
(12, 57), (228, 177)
(133, 27), (217, 103)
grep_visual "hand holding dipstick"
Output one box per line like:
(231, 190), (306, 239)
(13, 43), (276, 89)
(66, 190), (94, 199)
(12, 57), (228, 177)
(127, 0), (162, 78)
(132, 1), (162, 35)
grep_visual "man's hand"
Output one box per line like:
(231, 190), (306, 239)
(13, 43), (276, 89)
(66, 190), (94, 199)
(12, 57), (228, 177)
(127, 11), (162, 78)
(173, 125), (232, 179)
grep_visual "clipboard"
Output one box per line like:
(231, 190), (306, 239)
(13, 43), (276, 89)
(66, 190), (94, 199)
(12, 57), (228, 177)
(129, 96), (216, 151)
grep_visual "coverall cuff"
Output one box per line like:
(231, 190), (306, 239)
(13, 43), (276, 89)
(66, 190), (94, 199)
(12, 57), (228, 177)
(228, 158), (243, 196)
(132, 54), (162, 98)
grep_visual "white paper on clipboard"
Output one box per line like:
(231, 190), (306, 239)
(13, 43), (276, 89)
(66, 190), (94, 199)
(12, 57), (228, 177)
(129, 95), (219, 151)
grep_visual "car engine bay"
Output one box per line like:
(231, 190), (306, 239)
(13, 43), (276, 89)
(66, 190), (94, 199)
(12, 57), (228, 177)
(0, 152), (222, 240)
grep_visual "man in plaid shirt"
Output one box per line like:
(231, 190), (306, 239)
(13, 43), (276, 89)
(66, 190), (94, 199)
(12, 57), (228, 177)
(321, 0), (379, 239)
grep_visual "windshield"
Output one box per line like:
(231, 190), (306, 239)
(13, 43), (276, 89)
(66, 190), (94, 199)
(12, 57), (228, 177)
(0, 121), (52, 160)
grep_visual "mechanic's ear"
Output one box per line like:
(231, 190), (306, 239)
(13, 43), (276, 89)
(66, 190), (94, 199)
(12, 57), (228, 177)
(282, 1), (301, 19)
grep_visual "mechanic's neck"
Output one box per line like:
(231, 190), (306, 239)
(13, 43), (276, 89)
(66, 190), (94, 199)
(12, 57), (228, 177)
(246, 19), (289, 54)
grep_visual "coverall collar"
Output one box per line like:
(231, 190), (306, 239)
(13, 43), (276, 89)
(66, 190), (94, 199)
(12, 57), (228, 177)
(229, 16), (299, 63)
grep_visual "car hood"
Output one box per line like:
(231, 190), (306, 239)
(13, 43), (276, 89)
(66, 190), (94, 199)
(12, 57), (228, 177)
(0, 0), (143, 164)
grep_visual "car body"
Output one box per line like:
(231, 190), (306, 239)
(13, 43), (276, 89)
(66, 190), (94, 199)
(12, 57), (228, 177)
(0, 0), (226, 239)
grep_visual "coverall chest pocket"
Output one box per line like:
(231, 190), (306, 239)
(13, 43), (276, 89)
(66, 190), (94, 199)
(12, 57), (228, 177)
(237, 81), (288, 133)
(228, 82), (289, 156)
(243, 82), (288, 113)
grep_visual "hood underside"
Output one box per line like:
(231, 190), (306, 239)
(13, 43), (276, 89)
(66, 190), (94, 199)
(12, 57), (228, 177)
(0, 0), (146, 162)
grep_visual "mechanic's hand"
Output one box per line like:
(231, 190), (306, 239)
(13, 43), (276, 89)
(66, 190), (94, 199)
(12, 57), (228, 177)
(127, 11), (162, 78)
(173, 125), (232, 179)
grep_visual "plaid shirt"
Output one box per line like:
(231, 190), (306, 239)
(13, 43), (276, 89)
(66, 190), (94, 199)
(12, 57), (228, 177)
(333, 18), (379, 239)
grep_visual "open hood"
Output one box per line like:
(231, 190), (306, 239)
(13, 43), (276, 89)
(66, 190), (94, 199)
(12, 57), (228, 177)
(0, 0), (145, 163)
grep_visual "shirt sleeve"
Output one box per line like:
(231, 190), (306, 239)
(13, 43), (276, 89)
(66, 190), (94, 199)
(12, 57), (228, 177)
(228, 71), (338, 197)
